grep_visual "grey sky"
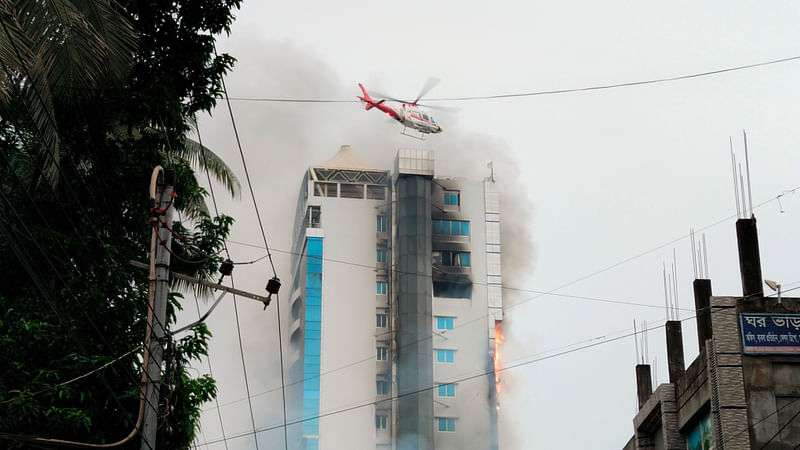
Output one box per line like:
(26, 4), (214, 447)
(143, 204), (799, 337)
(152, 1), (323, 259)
(181, 1), (800, 448)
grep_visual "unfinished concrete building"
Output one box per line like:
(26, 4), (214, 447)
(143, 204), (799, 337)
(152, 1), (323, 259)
(623, 217), (800, 450)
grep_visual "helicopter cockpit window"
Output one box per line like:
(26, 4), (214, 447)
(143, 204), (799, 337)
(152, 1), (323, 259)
(422, 113), (429, 121)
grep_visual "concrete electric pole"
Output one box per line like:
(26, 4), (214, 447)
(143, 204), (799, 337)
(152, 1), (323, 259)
(141, 168), (174, 450)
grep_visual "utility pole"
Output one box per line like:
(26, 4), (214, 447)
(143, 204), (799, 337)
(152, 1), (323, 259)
(141, 168), (174, 450)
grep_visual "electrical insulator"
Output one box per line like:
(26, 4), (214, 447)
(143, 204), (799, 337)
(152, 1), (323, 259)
(263, 276), (281, 309)
(219, 259), (234, 277)
(218, 258), (234, 284)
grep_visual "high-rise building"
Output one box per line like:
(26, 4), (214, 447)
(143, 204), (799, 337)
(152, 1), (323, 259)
(285, 146), (503, 449)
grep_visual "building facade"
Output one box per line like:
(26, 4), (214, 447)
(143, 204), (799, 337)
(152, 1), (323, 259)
(623, 218), (800, 450)
(286, 146), (503, 450)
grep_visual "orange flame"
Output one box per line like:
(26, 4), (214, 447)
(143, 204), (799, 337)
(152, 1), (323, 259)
(493, 321), (504, 393)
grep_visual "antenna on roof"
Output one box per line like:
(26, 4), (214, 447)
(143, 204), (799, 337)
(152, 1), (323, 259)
(634, 319), (639, 365)
(702, 233), (709, 279)
(690, 228), (698, 279)
(743, 130), (754, 218)
(663, 262), (670, 318)
(739, 163), (747, 219)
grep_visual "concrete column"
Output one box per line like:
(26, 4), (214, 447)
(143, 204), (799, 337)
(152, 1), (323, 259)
(736, 217), (763, 299)
(395, 174), (434, 450)
(693, 279), (712, 352)
(636, 364), (652, 409)
(665, 321), (685, 383)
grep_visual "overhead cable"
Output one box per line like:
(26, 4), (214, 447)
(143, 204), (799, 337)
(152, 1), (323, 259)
(225, 55), (800, 104)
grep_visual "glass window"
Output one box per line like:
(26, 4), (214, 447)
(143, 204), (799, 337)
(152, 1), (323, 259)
(377, 346), (388, 361)
(459, 252), (470, 267)
(377, 249), (387, 263)
(376, 314), (388, 328)
(340, 183), (364, 199)
(423, 113), (429, 121)
(432, 251), (470, 267)
(435, 349), (454, 363)
(432, 220), (470, 236)
(436, 316), (454, 330)
(367, 185), (386, 200)
(376, 415), (388, 429)
(432, 219), (444, 235)
(377, 215), (388, 232)
(377, 381), (389, 395)
(314, 182), (337, 197)
(437, 384), (456, 397)
(436, 417), (456, 432)
(450, 220), (461, 235)
(376, 281), (387, 295)
(444, 191), (459, 206)
(433, 281), (472, 299)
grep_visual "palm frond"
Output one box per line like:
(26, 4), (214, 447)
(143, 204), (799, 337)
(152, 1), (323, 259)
(180, 138), (241, 198)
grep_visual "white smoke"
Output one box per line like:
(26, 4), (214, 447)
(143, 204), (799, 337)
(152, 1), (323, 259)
(192, 35), (535, 449)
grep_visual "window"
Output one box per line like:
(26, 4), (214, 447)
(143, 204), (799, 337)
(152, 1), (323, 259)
(377, 215), (388, 232)
(367, 185), (386, 200)
(436, 316), (454, 330)
(432, 251), (471, 267)
(340, 183), (364, 199)
(432, 220), (470, 236)
(377, 346), (388, 361)
(437, 383), (456, 397)
(306, 205), (321, 228)
(436, 417), (456, 432)
(314, 182), (337, 197)
(376, 281), (387, 295)
(423, 113), (429, 121)
(443, 191), (459, 206)
(377, 381), (389, 395)
(376, 415), (388, 429)
(433, 281), (472, 299)
(376, 314), (388, 328)
(435, 349), (455, 363)
(377, 249), (387, 263)
(460, 252), (470, 267)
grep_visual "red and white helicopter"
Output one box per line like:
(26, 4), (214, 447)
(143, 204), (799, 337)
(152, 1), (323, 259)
(358, 79), (444, 139)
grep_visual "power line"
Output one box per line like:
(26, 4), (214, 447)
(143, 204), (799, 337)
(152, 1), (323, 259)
(0, 200), (156, 450)
(0, 31), (173, 355)
(203, 187), (794, 412)
(758, 399), (800, 449)
(0, 347), (139, 406)
(224, 55), (800, 104)
(191, 286), (800, 447)
(190, 111), (231, 450)
(215, 46), (286, 450)
(184, 309), (696, 445)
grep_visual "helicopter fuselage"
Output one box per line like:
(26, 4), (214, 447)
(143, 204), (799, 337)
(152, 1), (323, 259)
(358, 83), (443, 135)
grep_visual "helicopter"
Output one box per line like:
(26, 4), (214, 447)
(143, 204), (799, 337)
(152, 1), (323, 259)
(357, 79), (444, 139)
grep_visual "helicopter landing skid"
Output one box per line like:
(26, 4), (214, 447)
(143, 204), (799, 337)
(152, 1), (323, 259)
(401, 127), (426, 140)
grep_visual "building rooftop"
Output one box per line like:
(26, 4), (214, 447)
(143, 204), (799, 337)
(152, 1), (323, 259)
(316, 145), (377, 171)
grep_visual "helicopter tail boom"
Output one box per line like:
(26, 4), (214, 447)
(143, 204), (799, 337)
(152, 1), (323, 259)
(358, 83), (374, 110)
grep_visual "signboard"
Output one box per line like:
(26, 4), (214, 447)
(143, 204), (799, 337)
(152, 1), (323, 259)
(740, 313), (800, 354)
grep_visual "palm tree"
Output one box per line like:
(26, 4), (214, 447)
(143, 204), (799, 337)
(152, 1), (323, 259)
(0, 0), (137, 189)
(0, 0), (240, 205)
